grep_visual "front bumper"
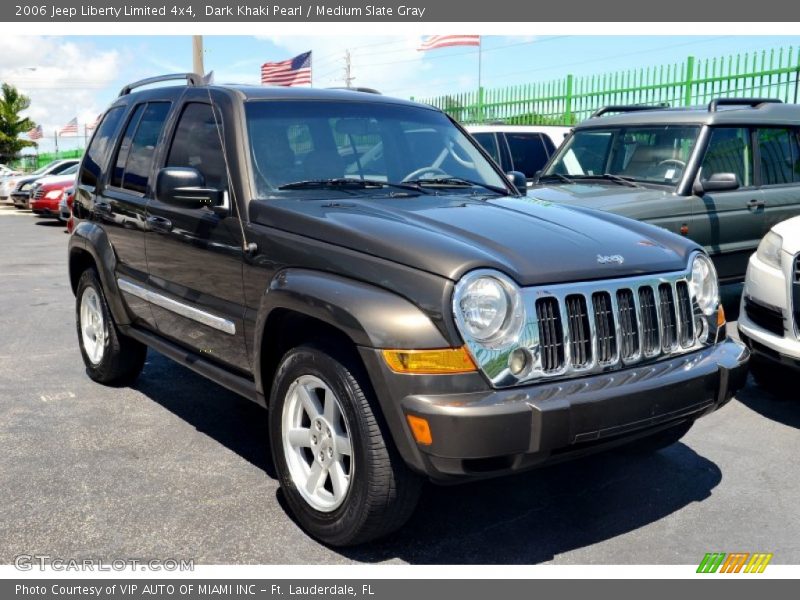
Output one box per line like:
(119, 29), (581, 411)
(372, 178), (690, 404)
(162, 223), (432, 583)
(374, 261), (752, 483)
(11, 193), (30, 208)
(365, 338), (749, 481)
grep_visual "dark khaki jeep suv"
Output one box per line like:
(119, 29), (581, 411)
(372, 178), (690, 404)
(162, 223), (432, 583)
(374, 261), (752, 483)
(68, 74), (749, 546)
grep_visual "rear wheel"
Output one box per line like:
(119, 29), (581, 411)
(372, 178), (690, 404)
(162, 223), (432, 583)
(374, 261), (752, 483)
(620, 420), (694, 454)
(75, 269), (146, 386)
(269, 345), (421, 546)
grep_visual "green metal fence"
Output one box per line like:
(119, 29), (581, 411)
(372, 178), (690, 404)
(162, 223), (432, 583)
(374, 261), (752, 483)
(417, 46), (800, 125)
(12, 149), (83, 172)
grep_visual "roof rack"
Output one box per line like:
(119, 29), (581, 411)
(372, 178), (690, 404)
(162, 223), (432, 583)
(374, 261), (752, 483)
(119, 73), (203, 97)
(707, 98), (782, 112)
(327, 87), (382, 95)
(591, 103), (670, 118)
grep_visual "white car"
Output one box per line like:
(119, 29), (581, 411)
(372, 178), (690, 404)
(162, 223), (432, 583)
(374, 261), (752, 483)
(738, 216), (800, 394)
(466, 125), (571, 185)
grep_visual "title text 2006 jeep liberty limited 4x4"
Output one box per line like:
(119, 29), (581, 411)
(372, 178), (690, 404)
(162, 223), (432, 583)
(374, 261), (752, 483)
(68, 74), (749, 546)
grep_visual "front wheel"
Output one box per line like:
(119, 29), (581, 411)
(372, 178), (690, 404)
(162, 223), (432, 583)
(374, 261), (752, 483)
(75, 269), (146, 386)
(269, 345), (421, 546)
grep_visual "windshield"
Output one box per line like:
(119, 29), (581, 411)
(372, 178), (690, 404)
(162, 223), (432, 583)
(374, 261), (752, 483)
(544, 125), (700, 185)
(245, 100), (508, 196)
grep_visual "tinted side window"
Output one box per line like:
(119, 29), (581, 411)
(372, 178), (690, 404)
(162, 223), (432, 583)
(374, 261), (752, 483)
(166, 103), (226, 190)
(700, 127), (753, 187)
(505, 133), (549, 178)
(80, 107), (125, 187)
(758, 128), (800, 185)
(121, 102), (171, 194)
(111, 104), (146, 189)
(472, 132), (501, 164)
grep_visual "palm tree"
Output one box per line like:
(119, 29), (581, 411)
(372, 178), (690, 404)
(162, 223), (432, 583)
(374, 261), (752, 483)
(0, 83), (37, 162)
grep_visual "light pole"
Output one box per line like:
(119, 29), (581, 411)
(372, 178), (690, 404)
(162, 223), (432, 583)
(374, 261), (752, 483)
(192, 36), (204, 75)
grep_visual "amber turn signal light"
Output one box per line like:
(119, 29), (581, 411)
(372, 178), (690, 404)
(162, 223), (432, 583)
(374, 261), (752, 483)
(717, 304), (726, 327)
(406, 414), (433, 446)
(381, 347), (477, 374)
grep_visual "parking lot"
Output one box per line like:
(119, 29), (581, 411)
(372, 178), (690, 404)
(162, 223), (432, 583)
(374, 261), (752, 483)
(0, 201), (798, 565)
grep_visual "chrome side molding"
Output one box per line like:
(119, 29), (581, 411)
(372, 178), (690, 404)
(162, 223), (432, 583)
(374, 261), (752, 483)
(117, 278), (236, 335)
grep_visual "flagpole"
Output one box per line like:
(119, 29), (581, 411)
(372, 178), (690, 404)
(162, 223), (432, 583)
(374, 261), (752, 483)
(54, 130), (59, 155)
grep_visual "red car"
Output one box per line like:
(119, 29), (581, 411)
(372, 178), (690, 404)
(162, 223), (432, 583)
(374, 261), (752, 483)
(29, 174), (75, 218)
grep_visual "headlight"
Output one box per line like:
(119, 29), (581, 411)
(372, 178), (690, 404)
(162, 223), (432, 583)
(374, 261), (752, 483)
(453, 271), (525, 347)
(45, 189), (63, 200)
(756, 230), (783, 270)
(689, 254), (719, 316)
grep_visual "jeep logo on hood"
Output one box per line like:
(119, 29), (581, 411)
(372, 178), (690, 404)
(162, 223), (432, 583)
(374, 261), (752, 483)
(597, 254), (625, 265)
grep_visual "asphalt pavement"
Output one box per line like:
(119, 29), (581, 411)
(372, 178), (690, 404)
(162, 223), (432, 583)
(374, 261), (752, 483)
(0, 202), (798, 565)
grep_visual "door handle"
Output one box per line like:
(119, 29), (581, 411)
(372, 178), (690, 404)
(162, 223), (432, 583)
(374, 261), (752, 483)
(146, 215), (173, 232)
(747, 198), (765, 209)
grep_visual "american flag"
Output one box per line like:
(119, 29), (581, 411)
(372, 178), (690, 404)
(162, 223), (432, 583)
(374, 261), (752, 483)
(418, 35), (481, 51)
(59, 117), (78, 137)
(261, 51), (312, 87)
(27, 124), (43, 140)
(86, 113), (102, 130)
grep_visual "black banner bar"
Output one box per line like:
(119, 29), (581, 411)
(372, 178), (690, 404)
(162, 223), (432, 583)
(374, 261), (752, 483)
(1, 0), (797, 22)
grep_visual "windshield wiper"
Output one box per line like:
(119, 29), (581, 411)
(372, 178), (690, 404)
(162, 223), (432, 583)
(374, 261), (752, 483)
(537, 173), (574, 184)
(401, 176), (509, 195)
(277, 178), (426, 193)
(571, 173), (641, 188)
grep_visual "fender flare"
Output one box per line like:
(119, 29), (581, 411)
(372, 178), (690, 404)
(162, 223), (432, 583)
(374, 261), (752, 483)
(68, 221), (132, 326)
(252, 268), (452, 392)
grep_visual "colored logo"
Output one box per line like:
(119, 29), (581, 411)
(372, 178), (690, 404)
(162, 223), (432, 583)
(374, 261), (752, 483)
(697, 552), (773, 573)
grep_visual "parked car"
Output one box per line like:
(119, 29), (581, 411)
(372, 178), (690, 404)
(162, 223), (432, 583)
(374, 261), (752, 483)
(59, 186), (75, 228)
(4, 159), (80, 204)
(467, 124), (570, 185)
(532, 99), (800, 288)
(30, 166), (78, 218)
(738, 216), (800, 395)
(0, 163), (21, 178)
(68, 74), (748, 546)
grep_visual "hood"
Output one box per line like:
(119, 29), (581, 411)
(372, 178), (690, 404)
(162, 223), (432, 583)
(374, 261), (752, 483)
(250, 192), (698, 286)
(35, 173), (76, 188)
(527, 182), (673, 219)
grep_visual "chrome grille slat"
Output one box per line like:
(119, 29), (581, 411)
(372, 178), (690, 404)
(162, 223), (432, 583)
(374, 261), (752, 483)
(592, 291), (618, 365)
(675, 280), (694, 347)
(616, 288), (640, 361)
(638, 285), (660, 357)
(658, 283), (677, 352)
(565, 294), (592, 368)
(536, 297), (564, 373)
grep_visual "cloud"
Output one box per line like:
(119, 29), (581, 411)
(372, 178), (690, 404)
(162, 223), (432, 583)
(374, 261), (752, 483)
(0, 36), (121, 152)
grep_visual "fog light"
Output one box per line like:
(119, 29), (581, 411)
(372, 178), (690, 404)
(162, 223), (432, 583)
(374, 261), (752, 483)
(508, 347), (531, 376)
(406, 414), (432, 445)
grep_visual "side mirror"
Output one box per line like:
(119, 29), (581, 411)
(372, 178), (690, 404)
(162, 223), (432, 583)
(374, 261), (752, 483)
(694, 172), (740, 195)
(156, 167), (222, 209)
(507, 170), (528, 194)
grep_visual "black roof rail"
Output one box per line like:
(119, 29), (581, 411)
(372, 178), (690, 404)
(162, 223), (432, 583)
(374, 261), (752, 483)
(119, 73), (203, 97)
(591, 103), (670, 118)
(327, 86), (382, 95)
(707, 97), (782, 112)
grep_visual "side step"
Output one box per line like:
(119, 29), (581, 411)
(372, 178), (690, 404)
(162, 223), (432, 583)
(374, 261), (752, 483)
(123, 326), (263, 406)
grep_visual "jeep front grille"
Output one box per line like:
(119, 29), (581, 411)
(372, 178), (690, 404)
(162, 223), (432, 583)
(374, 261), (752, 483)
(508, 270), (707, 385)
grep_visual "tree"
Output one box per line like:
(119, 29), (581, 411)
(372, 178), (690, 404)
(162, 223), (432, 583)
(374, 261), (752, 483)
(0, 83), (37, 162)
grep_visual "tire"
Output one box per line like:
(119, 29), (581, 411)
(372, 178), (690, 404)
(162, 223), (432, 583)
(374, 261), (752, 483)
(269, 344), (422, 546)
(749, 355), (794, 399)
(620, 420), (694, 454)
(75, 268), (146, 386)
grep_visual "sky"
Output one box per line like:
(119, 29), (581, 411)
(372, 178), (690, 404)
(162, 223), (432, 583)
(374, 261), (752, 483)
(2, 34), (800, 154)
